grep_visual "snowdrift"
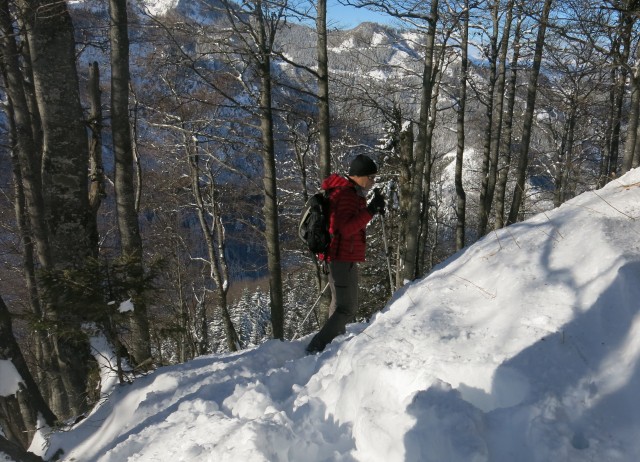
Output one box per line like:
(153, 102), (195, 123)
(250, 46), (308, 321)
(36, 169), (640, 461)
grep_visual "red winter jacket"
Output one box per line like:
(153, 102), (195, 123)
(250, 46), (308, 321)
(321, 174), (373, 262)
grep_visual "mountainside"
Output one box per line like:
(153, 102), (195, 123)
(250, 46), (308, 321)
(34, 168), (640, 461)
(67, 0), (432, 281)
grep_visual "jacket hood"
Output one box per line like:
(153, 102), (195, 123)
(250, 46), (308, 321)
(321, 173), (352, 191)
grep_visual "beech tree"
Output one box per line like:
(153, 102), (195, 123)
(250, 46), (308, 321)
(622, 38), (640, 172)
(0, 0), (61, 410)
(475, 0), (516, 236)
(401, 0), (440, 283)
(476, 0), (502, 237)
(109, 0), (152, 368)
(507, 0), (553, 225)
(615, 0), (640, 173)
(454, 0), (469, 250)
(493, 8), (524, 229)
(3, 0), (96, 418)
(218, 0), (287, 338)
(316, 0), (332, 179)
(88, 61), (106, 252)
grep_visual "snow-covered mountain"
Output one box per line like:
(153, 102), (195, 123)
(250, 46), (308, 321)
(31, 168), (640, 461)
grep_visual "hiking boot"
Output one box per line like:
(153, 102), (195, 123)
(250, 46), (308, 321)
(305, 343), (324, 355)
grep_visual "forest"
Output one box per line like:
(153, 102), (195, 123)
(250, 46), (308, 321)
(1, 0), (639, 456)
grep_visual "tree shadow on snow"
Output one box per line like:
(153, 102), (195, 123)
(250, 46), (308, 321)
(486, 258), (640, 460)
(403, 254), (640, 461)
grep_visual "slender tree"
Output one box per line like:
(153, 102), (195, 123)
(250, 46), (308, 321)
(476, 0), (502, 236)
(396, 121), (414, 287)
(402, 0), (440, 283)
(494, 10), (523, 229)
(219, 0), (287, 338)
(188, 135), (241, 351)
(109, 0), (152, 367)
(598, 2), (635, 184)
(88, 61), (105, 253)
(507, 0), (553, 225)
(480, 0), (515, 235)
(621, 1), (640, 172)
(257, 1), (286, 339)
(454, 0), (469, 251)
(316, 0), (331, 179)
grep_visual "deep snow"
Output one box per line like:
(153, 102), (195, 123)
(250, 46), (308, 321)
(8, 169), (640, 461)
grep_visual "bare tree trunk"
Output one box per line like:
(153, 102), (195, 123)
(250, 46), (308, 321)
(454, 1), (469, 251)
(0, 295), (56, 449)
(553, 103), (577, 207)
(507, 0), (553, 225)
(217, 0), (285, 338)
(193, 286), (209, 356)
(5, 95), (67, 415)
(622, 43), (640, 173)
(255, 1), (285, 339)
(481, 0), (515, 236)
(16, 0), (95, 417)
(401, 0), (439, 284)
(606, 70), (626, 181)
(0, 0), (49, 269)
(316, 0), (331, 179)
(87, 60), (128, 380)
(130, 83), (143, 213)
(1, 27), (42, 345)
(396, 122), (413, 288)
(599, 10), (633, 185)
(15, 21), (43, 161)
(109, 0), (151, 367)
(417, 23), (450, 275)
(599, 66), (616, 186)
(606, 67), (626, 181)
(188, 136), (240, 351)
(494, 13), (523, 229)
(88, 61), (105, 254)
(477, 0), (501, 237)
(22, 0), (92, 266)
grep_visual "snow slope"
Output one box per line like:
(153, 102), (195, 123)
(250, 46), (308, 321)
(32, 169), (640, 461)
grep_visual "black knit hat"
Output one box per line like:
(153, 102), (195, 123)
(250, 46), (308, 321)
(348, 154), (378, 176)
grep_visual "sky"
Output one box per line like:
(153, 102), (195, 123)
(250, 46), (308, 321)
(140, 0), (396, 29)
(325, 1), (396, 29)
(5, 166), (637, 461)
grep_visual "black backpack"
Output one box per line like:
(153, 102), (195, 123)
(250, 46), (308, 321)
(298, 190), (331, 254)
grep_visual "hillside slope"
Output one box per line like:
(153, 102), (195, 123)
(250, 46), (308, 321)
(35, 171), (640, 461)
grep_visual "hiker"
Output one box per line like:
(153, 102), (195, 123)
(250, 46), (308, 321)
(306, 154), (385, 354)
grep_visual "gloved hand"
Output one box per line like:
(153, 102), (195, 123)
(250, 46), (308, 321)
(367, 188), (386, 215)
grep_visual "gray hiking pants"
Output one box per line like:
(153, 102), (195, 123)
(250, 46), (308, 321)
(308, 261), (359, 352)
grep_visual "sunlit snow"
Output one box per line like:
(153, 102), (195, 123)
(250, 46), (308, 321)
(140, 0), (178, 16)
(117, 299), (135, 314)
(0, 360), (22, 397)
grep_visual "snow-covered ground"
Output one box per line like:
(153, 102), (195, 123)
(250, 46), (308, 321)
(22, 168), (640, 461)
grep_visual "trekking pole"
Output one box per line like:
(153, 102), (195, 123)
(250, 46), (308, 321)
(380, 213), (394, 292)
(292, 282), (330, 340)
